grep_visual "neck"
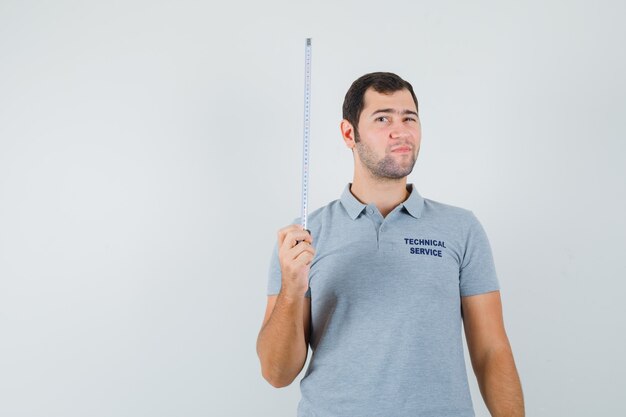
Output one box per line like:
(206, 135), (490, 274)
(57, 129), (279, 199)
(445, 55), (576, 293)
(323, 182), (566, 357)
(350, 173), (410, 218)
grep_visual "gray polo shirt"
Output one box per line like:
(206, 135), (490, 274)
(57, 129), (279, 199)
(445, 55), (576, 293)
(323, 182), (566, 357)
(267, 183), (500, 417)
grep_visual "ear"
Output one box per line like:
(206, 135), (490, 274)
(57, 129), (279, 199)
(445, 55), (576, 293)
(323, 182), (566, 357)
(340, 119), (356, 149)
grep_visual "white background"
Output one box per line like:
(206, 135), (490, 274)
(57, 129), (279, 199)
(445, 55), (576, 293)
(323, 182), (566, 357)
(1, 0), (625, 416)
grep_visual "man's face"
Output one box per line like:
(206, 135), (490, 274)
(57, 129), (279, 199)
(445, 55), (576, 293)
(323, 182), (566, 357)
(353, 88), (421, 180)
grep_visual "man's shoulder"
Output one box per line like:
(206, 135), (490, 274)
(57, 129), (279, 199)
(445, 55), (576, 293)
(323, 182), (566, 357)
(307, 198), (344, 223)
(421, 196), (478, 224)
(423, 196), (472, 214)
(289, 198), (344, 227)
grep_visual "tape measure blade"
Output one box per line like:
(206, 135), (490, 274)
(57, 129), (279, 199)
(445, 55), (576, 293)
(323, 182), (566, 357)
(301, 38), (312, 231)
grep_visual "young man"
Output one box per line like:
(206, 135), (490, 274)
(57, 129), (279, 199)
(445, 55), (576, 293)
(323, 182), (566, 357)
(256, 72), (524, 417)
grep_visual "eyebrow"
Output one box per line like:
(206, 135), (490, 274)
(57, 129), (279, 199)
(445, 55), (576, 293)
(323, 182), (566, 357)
(370, 108), (419, 117)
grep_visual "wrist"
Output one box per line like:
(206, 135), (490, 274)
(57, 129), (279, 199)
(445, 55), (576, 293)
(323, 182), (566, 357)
(279, 288), (306, 303)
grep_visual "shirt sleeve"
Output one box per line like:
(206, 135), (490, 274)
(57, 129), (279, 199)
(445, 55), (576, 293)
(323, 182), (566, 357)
(459, 212), (500, 297)
(267, 220), (312, 298)
(266, 242), (282, 295)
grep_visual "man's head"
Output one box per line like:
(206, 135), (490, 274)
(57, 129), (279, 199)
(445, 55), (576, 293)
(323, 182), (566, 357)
(342, 72), (419, 143)
(340, 72), (421, 181)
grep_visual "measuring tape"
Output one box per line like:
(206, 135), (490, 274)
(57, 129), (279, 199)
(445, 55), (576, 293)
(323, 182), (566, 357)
(301, 38), (312, 231)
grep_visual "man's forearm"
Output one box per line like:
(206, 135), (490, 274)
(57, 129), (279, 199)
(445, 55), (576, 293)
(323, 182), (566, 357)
(256, 292), (308, 388)
(475, 346), (525, 416)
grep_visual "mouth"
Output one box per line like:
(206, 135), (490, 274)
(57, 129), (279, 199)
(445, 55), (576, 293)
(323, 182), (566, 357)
(391, 146), (412, 153)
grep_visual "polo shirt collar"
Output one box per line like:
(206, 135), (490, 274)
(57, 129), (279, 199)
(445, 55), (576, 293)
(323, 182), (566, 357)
(340, 184), (367, 220)
(340, 183), (425, 220)
(402, 184), (425, 219)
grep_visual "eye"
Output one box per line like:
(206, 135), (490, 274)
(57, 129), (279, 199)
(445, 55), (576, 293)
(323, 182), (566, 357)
(404, 117), (418, 122)
(375, 116), (389, 122)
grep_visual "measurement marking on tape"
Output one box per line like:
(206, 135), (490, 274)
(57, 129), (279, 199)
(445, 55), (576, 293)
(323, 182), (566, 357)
(301, 38), (312, 231)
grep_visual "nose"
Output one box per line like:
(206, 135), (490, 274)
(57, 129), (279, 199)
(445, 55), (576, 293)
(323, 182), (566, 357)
(389, 122), (411, 140)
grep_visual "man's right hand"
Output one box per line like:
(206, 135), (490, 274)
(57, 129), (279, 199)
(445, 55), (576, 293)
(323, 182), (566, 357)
(277, 224), (315, 298)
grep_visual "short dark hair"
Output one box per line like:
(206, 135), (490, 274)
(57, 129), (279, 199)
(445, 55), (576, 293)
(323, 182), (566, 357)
(342, 72), (418, 142)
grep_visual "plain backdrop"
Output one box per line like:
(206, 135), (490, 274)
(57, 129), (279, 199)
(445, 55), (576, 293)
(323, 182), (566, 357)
(1, 0), (625, 416)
